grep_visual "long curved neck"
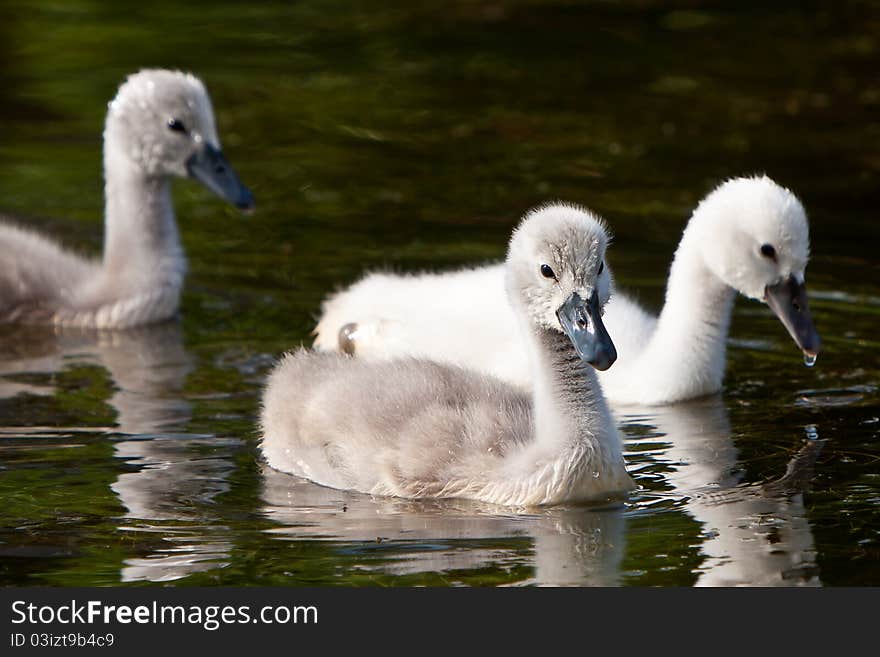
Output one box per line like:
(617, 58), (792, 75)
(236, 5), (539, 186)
(102, 143), (185, 293)
(647, 227), (736, 394)
(524, 322), (619, 463)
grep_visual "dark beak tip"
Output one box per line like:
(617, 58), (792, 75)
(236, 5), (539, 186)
(799, 328), (821, 354)
(235, 189), (256, 213)
(588, 349), (618, 371)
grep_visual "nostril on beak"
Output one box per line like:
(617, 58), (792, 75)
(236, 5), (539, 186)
(793, 300), (801, 312)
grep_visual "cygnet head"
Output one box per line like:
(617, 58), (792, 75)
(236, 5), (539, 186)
(690, 175), (820, 357)
(506, 202), (617, 370)
(104, 69), (254, 210)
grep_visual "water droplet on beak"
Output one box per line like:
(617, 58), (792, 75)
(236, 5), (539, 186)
(803, 352), (817, 367)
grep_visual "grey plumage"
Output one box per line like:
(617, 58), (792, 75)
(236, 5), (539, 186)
(263, 352), (533, 494)
(261, 203), (635, 507)
(0, 69), (252, 329)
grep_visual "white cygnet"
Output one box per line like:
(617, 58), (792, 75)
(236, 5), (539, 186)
(313, 176), (819, 405)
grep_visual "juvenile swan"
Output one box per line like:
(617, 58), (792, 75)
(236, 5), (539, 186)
(314, 176), (820, 405)
(261, 204), (634, 506)
(0, 69), (254, 328)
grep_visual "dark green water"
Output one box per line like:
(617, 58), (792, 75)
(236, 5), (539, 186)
(0, 1), (877, 586)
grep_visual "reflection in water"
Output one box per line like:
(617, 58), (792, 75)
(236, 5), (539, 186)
(98, 324), (194, 435)
(0, 322), (237, 583)
(113, 432), (237, 583)
(261, 466), (627, 586)
(261, 394), (822, 586)
(0, 326), (825, 585)
(100, 325), (237, 582)
(623, 397), (822, 586)
(0, 322), (193, 432)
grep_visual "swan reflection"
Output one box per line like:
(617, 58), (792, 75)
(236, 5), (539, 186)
(261, 465), (627, 586)
(621, 396), (821, 586)
(0, 321), (237, 582)
(262, 393), (821, 586)
(1, 325), (822, 586)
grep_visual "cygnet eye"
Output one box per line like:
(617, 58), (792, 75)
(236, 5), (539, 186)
(167, 118), (187, 134)
(598, 260), (605, 275)
(540, 264), (556, 280)
(760, 244), (777, 259)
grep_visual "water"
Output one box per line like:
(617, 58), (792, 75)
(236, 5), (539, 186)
(0, 1), (878, 586)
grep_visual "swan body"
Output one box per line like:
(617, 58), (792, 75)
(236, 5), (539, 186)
(0, 69), (253, 329)
(314, 176), (820, 405)
(262, 203), (634, 507)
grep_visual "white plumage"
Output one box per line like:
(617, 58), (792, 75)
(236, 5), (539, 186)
(0, 69), (253, 329)
(314, 176), (819, 404)
(261, 203), (634, 507)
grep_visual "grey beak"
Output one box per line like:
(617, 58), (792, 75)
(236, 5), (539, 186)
(764, 275), (821, 357)
(186, 143), (255, 211)
(556, 290), (617, 371)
